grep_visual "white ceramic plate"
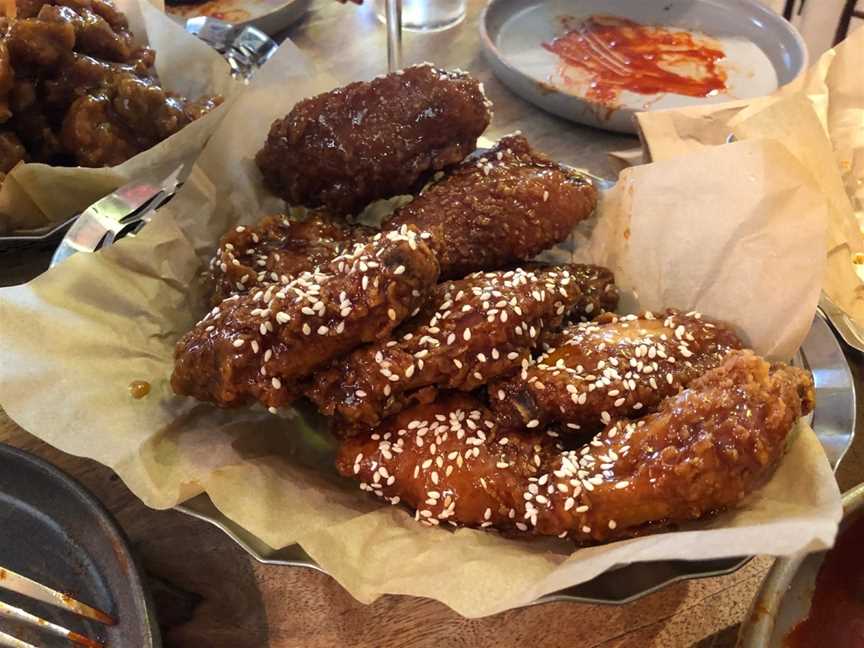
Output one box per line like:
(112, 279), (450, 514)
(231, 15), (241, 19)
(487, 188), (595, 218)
(480, 0), (807, 133)
(167, 0), (311, 35)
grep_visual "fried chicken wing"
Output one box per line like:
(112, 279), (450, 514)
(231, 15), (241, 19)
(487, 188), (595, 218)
(9, 108), (63, 162)
(7, 13), (76, 70)
(255, 63), (492, 215)
(210, 211), (375, 305)
(60, 89), (136, 165)
(565, 264), (618, 323)
(172, 227), (439, 410)
(38, 3), (132, 62)
(337, 351), (814, 543)
(61, 74), (222, 166)
(0, 0), (217, 174)
(307, 265), (586, 428)
(491, 310), (742, 434)
(383, 134), (598, 279)
(0, 40), (13, 123)
(41, 53), (151, 116)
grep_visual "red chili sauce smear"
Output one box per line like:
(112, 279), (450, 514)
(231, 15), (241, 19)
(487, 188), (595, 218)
(785, 513), (864, 648)
(542, 15), (727, 106)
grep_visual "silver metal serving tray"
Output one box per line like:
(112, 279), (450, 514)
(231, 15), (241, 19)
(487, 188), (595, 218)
(177, 310), (855, 606)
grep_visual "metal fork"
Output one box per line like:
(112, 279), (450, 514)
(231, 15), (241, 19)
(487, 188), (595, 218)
(0, 566), (114, 648)
(577, 22), (631, 76)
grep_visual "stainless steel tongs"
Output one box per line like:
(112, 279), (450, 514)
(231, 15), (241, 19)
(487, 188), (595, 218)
(51, 163), (187, 267)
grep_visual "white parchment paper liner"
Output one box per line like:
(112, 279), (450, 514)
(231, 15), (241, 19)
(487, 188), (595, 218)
(0, 0), (237, 234)
(0, 40), (842, 617)
(635, 26), (864, 335)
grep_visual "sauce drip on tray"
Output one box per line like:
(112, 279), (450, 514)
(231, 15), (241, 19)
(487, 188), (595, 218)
(785, 512), (864, 647)
(542, 15), (728, 105)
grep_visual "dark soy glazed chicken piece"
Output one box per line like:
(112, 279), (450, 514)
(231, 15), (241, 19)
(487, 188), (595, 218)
(490, 310), (743, 434)
(255, 63), (492, 215)
(337, 352), (814, 543)
(308, 265), (586, 428)
(384, 134), (598, 280)
(172, 227), (440, 411)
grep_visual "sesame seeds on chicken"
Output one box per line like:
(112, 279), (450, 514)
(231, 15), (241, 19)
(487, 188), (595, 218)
(171, 226), (440, 410)
(490, 310), (743, 433)
(307, 265), (587, 429)
(337, 353), (814, 542)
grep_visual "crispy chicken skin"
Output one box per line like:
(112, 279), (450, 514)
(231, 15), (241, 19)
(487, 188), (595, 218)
(172, 227), (439, 410)
(307, 265), (586, 429)
(255, 63), (492, 215)
(565, 264), (618, 323)
(0, 40), (13, 123)
(491, 310), (742, 434)
(36, 3), (132, 62)
(336, 351), (814, 543)
(210, 211), (375, 305)
(384, 134), (598, 280)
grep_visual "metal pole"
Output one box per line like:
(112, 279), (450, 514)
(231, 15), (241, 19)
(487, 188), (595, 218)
(385, 0), (403, 72)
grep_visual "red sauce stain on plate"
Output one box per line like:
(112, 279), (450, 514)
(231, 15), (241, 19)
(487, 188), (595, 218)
(167, 0), (250, 22)
(542, 15), (728, 106)
(784, 513), (864, 648)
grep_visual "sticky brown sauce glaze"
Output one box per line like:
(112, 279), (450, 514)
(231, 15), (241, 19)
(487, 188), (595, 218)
(128, 380), (151, 399)
(542, 15), (727, 106)
(785, 513), (864, 647)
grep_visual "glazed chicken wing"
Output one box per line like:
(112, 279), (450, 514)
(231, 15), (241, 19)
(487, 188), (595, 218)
(61, 74), (222, 166)
(0, 0), (217, 171)
(337, 351), (814, 543)
(255, 63), (491, 215)
(565, 264), (618, 323)
(210, 211), (375, 305)
(41, 53), (152, 117)
(172, 227), (439, 410)
(6, 11), (76, 70)
(491, 310), (742, 434)
(307, 265), (586, 429)
(37, 3), (132, 62)
(384, 134), (598, 280)
(0, 40), (13, 123)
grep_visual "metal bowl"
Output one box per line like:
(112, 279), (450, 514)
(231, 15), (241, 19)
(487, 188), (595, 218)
(738, 481), (864, 647)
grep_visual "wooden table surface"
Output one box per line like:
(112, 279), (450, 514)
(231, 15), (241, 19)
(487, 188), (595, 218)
(2, 1), (863, 646)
